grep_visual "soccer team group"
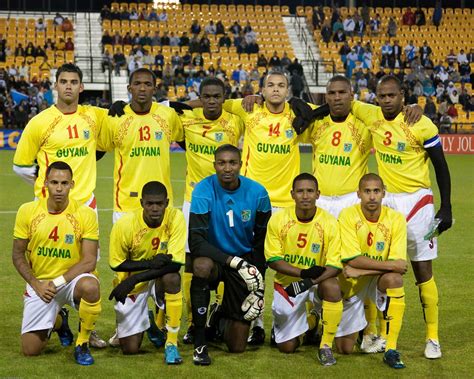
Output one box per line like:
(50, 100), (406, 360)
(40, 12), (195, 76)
(10, 62), (453, 369)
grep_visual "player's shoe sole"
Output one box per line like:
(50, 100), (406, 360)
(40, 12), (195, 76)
(424, 339), (442, 359)
(74, 343), (94, 366)
(164, 344), (183, 365)
(383, 349), (406, 369)
(147, 310), (167, 348)
(56, 308), (73, 347)
(193, 345), (211, 366)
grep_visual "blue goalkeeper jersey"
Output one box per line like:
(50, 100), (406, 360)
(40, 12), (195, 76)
(190, 174), (271, 256)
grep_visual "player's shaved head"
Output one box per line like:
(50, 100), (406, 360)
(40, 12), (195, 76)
(142, 181), (167, 198)
(46, 161), (73, 178)
(327, 75), (352, 90)
(359, 173), (384, 190)
(200, 77), (225, 95)
(292, 173), (318, 190)
(129, 68), (157, 85)
(215, 144), (241, 160)
(263, 70), (289, 87)
(56, 63), (83, 82)
(377, 75), (402, 92)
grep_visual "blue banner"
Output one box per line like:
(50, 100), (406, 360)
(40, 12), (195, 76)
(10, 89), (29, 106)
(0, 129), (23, 150)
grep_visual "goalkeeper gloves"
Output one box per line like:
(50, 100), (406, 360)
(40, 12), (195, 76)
(284, 278), (314, 298)
(109, 276), (137, 304)
(229, 256), (263, 292)
(108, 100), (127, 117)
(435, 206), (453, 234)
(169, 101), (193, 115)
(241, 290), (265, 321)
(149, 254), (172, 270)
(289, 99), (330, 135)
(300, 265), (325, 279)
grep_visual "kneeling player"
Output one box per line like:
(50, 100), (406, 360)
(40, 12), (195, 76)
(108, 181), (185, 364)
(337, 173), (408, 369)
(12, 161), (102, 365)
(189, 144), (271, 365)
(265, 173), (350, 366)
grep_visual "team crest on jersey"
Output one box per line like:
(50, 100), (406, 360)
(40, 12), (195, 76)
(160, 242), (168, 250)
(155, 131), (163, 140)
(214, 132), (223, 142)
(285, 129), (294, 139)
(241, 210), (251, 222)
(376, 241), (385, 251)
(343, 143), (352, 152)
(311, 243), (321, 254)
(83, 130), (90, 139)
(65, 234), (74, 244)
(397, 142), (406, 151)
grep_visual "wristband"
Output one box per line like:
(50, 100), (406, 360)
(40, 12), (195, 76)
(52, 275), (66, 288)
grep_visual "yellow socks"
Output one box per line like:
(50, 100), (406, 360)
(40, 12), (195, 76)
(76, 298), (101, 346)
(384, 287), (405, 351)
(164, 291), (182, 346)
(155, 307), (166, 330)
(379, 309), (388, 340)
(364, 300), (378, 336)
(418, 277), (439, 341)
(183, 272), (193, 328)
(320, 300), (343, 348)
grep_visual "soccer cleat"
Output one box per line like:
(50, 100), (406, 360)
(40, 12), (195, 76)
(147, 310), (167, 348)
(247, 326), (266, 345)
(74, 343), (94, 366)
(89, 330), (107, 349)
(56, 308), (73, 346)
(108, 330), (120, 347)
(318, 346), (336, 366)
(424, 339), (442, 359)
(383, 349), (406, 369)
(183, 325), (194, 345)
(193, 345), (211, 366)
(360, 334), (386, 353)
(164, 344), (183, 365)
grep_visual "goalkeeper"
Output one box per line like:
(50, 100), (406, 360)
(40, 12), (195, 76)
(189, 144), (271, 366)
(264, 173), (349, 367)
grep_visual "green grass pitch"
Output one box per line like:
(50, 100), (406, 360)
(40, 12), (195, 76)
(0, 150), (473, 377)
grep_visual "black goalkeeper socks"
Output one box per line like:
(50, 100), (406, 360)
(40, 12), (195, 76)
(191, 276), (211, 347)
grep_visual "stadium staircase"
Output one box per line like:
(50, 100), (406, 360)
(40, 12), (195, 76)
(282, 16), (333, 93)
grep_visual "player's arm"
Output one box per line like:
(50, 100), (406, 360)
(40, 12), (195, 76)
(59, 239), (99, 285)
(12, 238), (57, 303)
(13, 119), (41, 185)
(426, 144), (452, 233)
(346, 256), (408, 274)
(250, 194), (272, 268)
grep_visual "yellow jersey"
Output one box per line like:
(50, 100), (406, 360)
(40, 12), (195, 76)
(13, 198), (99, 280)
(224, 99), (303, 207)
(265, 206), (342, 287)
(338, 204), (407, 298)
(180, 108), (244, 202)
(99, 102), (184, 212)
(109, 207), (186, 295)
(13, 105), (108, 204)
(352, 101), (441, 193)
(306, 113), (372, 196)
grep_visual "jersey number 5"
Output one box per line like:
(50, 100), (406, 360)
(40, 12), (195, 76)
(297, 233), (308, 248)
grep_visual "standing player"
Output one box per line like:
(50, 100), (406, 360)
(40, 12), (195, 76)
(108, 181), (185, 364)
(12, 161), (102, 365)
(98, 68), (183, 222)
(337, 173), (408, 369)
(265, 173), (346, 366)
(13, 63), (107, 349)
(352, 75), (453, 359)
(179, 78), (244, 344)
(189, 144), (271, 365)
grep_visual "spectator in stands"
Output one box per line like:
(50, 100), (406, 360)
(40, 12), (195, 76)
(268, 51), (281, 68)
(246, 41), (259, 55)
(402, 7), (415, 26)
(432, 3), (442, 27)
(179, 32), (189, 47)
(128, 55), (143, 74)
(174, 72), (186, 87)
(35, 18), (46, 31)
(280, 52), (291, 69)
(61, 17), (73, 32)
(111, 7), (120, 20)
(257, 54), (268, 68)
(191, 20), (201, 35)
(446, 81), (456, 96)
(404, 40), (417, 65)
(332, 17), (343, 34)
(35, 46), (46, 58)
(447, 102), (458, 120)
(245, 27), (257, 45)
(205, 21), (217, 35)
(243, 21), (252, 34)
(387, 17), (397, 37)
(139, 32), (152, 46)
(65, 38), (74, 51)
(446, 49), (457, 65)
(102, 30), (113, 46)
(288, 58), (303, 77)
(420, 41), (432, 67)
(467, 48), (474, 63)
(169, 32), (180, 47)
(112, 31), (123, 45)
(439, 112), (452, 133)
(182, 50), (192, 66)
(148, 8), (158, 21)
(457, 49), (468, 66)
(354, 41), (365, 61)
(321, 21), (332, 44)
(192, 53), (204, 67)
(463, 94), (474, 118)
(142, 50), (154, 66)
(339, 41), (351, 67)
(414, 7), (426, 26)
(330, 7), (340, 29)
(381, 41), (392, 68)
(121, 8), (130, 20)
(113, 48), (126, 75)
(158, 9), (168, 22)
(151, 31), (161, 46)
(229, 21), (242, 35)
(312, 6), (325, 29)
(449, 89), (459, 104)
(361, 4), (370, 26)
(369, 14), (381, 36)
(459, 62), (471, 83)
(249, 66), (259, 82)
(129, 8), (139, 20)
(14, 102), (28, 129)
(362, 50), (373, 69)
(18, 62), (29, 78)
(346, 49), (358, 78)
(161, 32), (170, 46)
(100, 5), (111, 21)
(171, 51), (182, 69)
(54, 12), (64, 26)
(199, 34), (211, 53)
(219, 33), (232, 48)
(216, 21), (225, 35)
(413, 80), (424, 97)
(189, 34), (200, 53)
(101, 49), (112, 73)
(333, 28), (346, 43)
(56, 38), (66, 50)
(424, 96), (437, 121)
(2, 106), (14, 128)
(154, 49), (164, 67)
(14, 43), (25, 57)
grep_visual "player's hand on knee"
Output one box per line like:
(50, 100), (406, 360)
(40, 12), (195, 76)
(108, 100), (127, 117)
(343, 265), (362, 279)
(229, 256), (263, 292)
(149, 253), (172, 269)
(435, 206), (453, 234)
(284, 278), (314, 298)
(300, 265), (325, 279)
(34, 281), (57, 303)
(390, 259), (408, 275)
(109, 278), (136, 304)
(241, 290), (265, 321)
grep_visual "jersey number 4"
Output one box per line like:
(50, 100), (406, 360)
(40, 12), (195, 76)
(49, 226), (60, 242)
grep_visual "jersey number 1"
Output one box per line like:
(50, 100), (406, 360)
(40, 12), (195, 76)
(226, 210), (234, 228)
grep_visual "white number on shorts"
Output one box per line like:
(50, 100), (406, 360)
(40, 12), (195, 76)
(226, 209), (234, 227)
